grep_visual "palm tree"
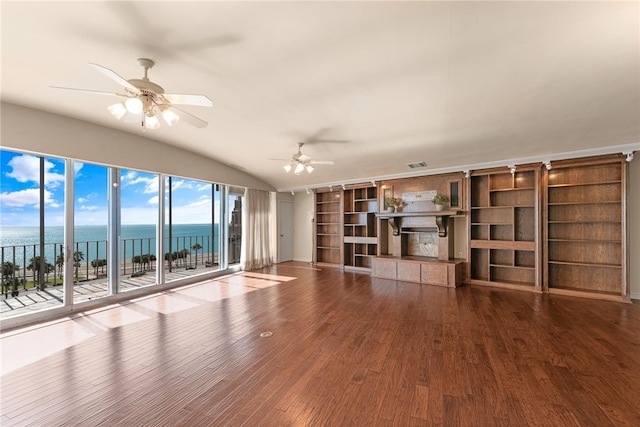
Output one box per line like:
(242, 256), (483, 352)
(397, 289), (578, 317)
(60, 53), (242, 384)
(191, 243), (202, 267)
(132, 255), (142, 271)
(27, 256), (46, 290)
(73, 251), (84, 280)
(2, 261), (19, 296)
(91, 258), (106, 277)
(56, 252), (64, 275)
(44, 262), (55, 283)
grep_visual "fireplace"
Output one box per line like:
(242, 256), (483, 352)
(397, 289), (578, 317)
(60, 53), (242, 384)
(406, 229), (439, 257)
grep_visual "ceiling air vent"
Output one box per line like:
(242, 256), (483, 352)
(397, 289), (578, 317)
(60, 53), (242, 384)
(407, 161), (428, 169)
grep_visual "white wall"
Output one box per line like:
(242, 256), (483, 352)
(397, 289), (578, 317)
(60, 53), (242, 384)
(1, 103), (274, 192)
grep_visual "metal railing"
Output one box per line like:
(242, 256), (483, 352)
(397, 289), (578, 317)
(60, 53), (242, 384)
(1, 234), (230, 297)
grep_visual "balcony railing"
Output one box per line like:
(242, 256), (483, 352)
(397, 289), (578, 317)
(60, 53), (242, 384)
(1, 233), (241, 298)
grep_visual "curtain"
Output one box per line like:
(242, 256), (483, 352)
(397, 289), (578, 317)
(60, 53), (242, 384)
(240, 189), (275, 270)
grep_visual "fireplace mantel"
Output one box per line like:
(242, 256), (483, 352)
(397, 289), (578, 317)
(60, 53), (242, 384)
(376, 210), (464, 237)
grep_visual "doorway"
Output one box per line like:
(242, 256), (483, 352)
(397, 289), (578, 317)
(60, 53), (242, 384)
(278, 200), (294, 262)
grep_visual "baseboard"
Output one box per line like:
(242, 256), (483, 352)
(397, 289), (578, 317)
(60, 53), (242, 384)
(631, 292), (640, 301)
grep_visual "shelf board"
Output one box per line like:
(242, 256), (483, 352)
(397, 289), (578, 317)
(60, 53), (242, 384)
(547, 220), (621, 224)
(471, 222), (513, 225)
(548, 260), (622, 269)
(344, 236), (377, 244)
(548, 180), (621, 188)
(489, 187), (534, 192)
(490, 264), (535, 271)
(471, 240), (535, 250)
(548, 201), (620, 206)
(548, 239), (621, 243)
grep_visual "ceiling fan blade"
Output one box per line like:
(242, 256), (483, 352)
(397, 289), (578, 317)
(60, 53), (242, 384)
(89, 63), (140, 94)
(50, 86), (122, 97)
(298, 154), (311, 162)
(163, 93), (213, 107)
(268, 158), (291, 161)
(172, 106), (208, 128)
(310, 160), (335, 165)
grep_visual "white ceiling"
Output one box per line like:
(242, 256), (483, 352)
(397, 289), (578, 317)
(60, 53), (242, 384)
(2, 1), (638, 191)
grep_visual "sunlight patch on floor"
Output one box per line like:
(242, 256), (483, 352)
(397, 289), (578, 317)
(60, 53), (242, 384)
(0, 270), (296, 376)
(0, 320), (95, 375)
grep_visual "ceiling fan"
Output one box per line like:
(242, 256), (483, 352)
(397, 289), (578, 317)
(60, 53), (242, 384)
(272, 142), (335, 175)
(51, 58), (212, 129)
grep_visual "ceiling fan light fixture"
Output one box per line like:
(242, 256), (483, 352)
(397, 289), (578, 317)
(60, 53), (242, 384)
(283, 164), (292, 173)
(125, 97), (144, 114)
(294, 163), (305, 175)
(305, 165), (314, 173)
(161, 108), (180, 126)
(145, 113), (160, 129)
(107, 102), (127, 120)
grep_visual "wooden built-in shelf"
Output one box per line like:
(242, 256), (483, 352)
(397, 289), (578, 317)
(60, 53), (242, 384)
(544, 158), (628, 301)
(343, 186), (378, 272)
(469, 169), (540, 292)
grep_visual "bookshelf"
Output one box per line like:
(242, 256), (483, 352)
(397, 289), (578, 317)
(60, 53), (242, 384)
(315, 190), (342, 267)
(545, 159), (627, 300)
(469, 168), (540, 291)
(343, 186), (378, 272)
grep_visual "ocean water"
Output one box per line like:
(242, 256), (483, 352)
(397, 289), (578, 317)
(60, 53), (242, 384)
(0, 224), (219, 267)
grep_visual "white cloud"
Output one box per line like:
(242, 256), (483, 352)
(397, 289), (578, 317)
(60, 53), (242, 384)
(122, 171), (159, 194)
(187, 195), (211, 207)
(77, 192), (98, 203)
(0, 188), (56, 207)
(170, 198), (216, 224)
(74, 162), (84, 176)
(5, 154), (64, 188)
(147, 195), (159, 205)
(197, 184), (210, 191)
(79, 205), (100, 211)
(172, 179), (185, 191)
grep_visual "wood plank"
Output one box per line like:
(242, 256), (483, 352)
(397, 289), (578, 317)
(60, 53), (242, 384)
(1, 262), (639, 426)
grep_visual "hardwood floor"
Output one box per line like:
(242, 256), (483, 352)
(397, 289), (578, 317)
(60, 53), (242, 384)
(1, 262), (639, 426)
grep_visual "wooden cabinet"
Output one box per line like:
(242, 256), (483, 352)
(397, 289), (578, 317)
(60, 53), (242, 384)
(545, 158), (628, 301)
(372, 256), (464, 287)
(315, 190), (342, 266)
(343, 186), (378, 272)
(469, 168), (541, 291)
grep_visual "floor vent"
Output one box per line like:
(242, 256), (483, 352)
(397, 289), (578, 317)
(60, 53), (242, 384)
(407, 161), (428, 169)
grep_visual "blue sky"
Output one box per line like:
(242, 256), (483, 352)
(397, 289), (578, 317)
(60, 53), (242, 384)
(0, 150), (219, 227)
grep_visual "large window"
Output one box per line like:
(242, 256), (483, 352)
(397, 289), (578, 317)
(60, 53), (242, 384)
(73, 162), (109, 303)
(165, 177), (221, 282)
(120, 169), (160, 292)
(0, 148), (242, 320)
(0, 150), (66, 312)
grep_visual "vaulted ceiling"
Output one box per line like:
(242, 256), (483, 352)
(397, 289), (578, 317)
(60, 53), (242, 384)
(2, 1), (638, 191)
